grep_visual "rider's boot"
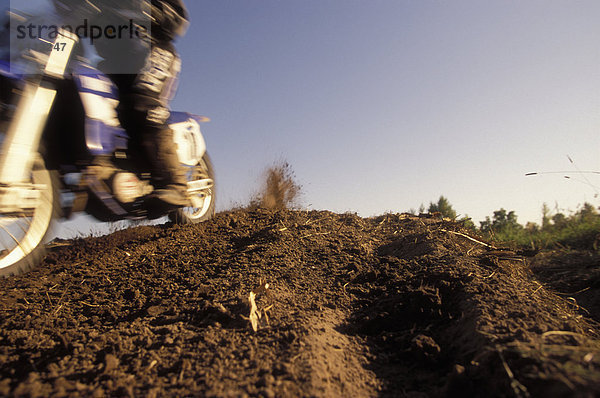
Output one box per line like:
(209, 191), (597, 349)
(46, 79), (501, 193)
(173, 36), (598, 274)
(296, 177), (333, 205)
(142, 127), (191, 207)
(88, 154), (117, 180)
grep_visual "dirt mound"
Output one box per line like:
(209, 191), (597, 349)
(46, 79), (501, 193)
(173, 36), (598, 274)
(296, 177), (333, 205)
(1, 210), (599, 397)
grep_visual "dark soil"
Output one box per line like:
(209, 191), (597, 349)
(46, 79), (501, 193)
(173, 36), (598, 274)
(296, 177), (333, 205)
(1, 210), (599, 397)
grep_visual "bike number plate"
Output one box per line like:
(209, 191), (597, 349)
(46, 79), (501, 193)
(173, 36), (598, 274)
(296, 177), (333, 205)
(171, 119), (206, 166)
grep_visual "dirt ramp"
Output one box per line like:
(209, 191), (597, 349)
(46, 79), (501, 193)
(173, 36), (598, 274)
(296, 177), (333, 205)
(0, 210), (599, 397)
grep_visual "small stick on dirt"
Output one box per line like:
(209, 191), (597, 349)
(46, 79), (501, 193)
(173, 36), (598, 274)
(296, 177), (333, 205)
(45, 291), (53, 306)
(304, 216), (325, 226)
(248, 292), (260, 332)
(483, 271), (496, 279)
(556, 287), (591, 296)
(563, 297), (590, 314)
(46, 241), (72, 248)
(300, 232), (331, 239)
(67, 260), (87, 268)
(263, 304), (274, 326)
(541, 331), (584, 339)
(278, 220), (288, 232)
(477, 330), (499, 341)
(247, 281), (270, 332)
(81, 301), (100, 307)
(440, 229), (497, 249)
(52, 284), (70, 316)
(497, 347), (530, 398)
(241, 244), (257, 253)
(147, 360), (157, 371)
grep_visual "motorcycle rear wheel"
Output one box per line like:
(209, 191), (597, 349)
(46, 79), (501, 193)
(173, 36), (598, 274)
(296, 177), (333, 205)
(0, 157), (58, 277)
(169, 153), (216, 224)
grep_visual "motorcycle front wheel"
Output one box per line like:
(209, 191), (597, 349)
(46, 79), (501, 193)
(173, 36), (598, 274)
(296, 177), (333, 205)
(0, 157), (59, 277)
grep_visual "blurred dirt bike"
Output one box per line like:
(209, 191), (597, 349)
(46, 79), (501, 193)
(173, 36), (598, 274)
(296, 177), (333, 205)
(0, 28), (216, 276)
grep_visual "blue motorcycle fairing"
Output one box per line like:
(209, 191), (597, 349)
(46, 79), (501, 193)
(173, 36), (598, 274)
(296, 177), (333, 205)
(0, 60), (12, 78)
(71, 62), (208, 163)
(0, 60), (26, 83)
(71, 62), (129, 156)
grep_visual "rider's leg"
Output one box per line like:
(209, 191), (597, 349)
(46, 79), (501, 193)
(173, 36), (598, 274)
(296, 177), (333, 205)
(138, 122), (189, 206)
(120, 42), (189, 207)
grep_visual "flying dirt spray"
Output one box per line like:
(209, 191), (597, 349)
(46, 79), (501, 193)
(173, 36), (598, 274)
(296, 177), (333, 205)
(251, 162), (302, 210)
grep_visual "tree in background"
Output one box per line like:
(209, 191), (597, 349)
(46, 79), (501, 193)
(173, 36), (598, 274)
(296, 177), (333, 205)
(479, 208), (522, 238)
(428, 196), (457, 219)
(493, 209), (521, 232)
(479, 202), (600, 249)
(459, 215), (477, 231)
(541, 203), (551, 230)
(552, 213), (567, 229)
(525, 222), (539, 233)
(415, 196), (600, 249)
(577, 202), (598, 223)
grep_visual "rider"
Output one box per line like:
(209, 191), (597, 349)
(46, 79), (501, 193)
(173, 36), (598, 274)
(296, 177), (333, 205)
(53, 0), (191, 207)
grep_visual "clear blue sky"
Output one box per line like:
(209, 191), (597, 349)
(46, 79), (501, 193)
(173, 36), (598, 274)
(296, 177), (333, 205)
(171, 0), (600, 224)
(6, 1), (600, 234)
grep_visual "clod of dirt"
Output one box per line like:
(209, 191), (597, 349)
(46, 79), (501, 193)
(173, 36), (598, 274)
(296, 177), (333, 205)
(411, 334), (441, 361)
(103, 354), (119, 373)
(0, 209), (599, 397)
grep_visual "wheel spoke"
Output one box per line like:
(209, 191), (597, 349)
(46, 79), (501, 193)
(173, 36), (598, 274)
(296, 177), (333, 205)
(15, 217), (32, 235)
(0, 222), (25, 251)
(0, 229), (12, 253)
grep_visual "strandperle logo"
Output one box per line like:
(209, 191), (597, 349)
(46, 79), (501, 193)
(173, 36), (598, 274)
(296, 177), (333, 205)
(14, 18), (149, 45)
(7, 1), (152, 74)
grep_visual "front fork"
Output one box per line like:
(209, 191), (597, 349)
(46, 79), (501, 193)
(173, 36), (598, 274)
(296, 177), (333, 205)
(0, 30), (77, 212)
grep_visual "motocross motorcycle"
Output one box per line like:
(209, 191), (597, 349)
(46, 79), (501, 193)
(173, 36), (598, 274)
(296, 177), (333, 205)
(0, 22), (215, 276)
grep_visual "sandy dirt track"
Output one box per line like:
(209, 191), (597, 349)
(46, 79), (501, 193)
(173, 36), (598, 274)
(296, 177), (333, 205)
(1, 209), (599, 397)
